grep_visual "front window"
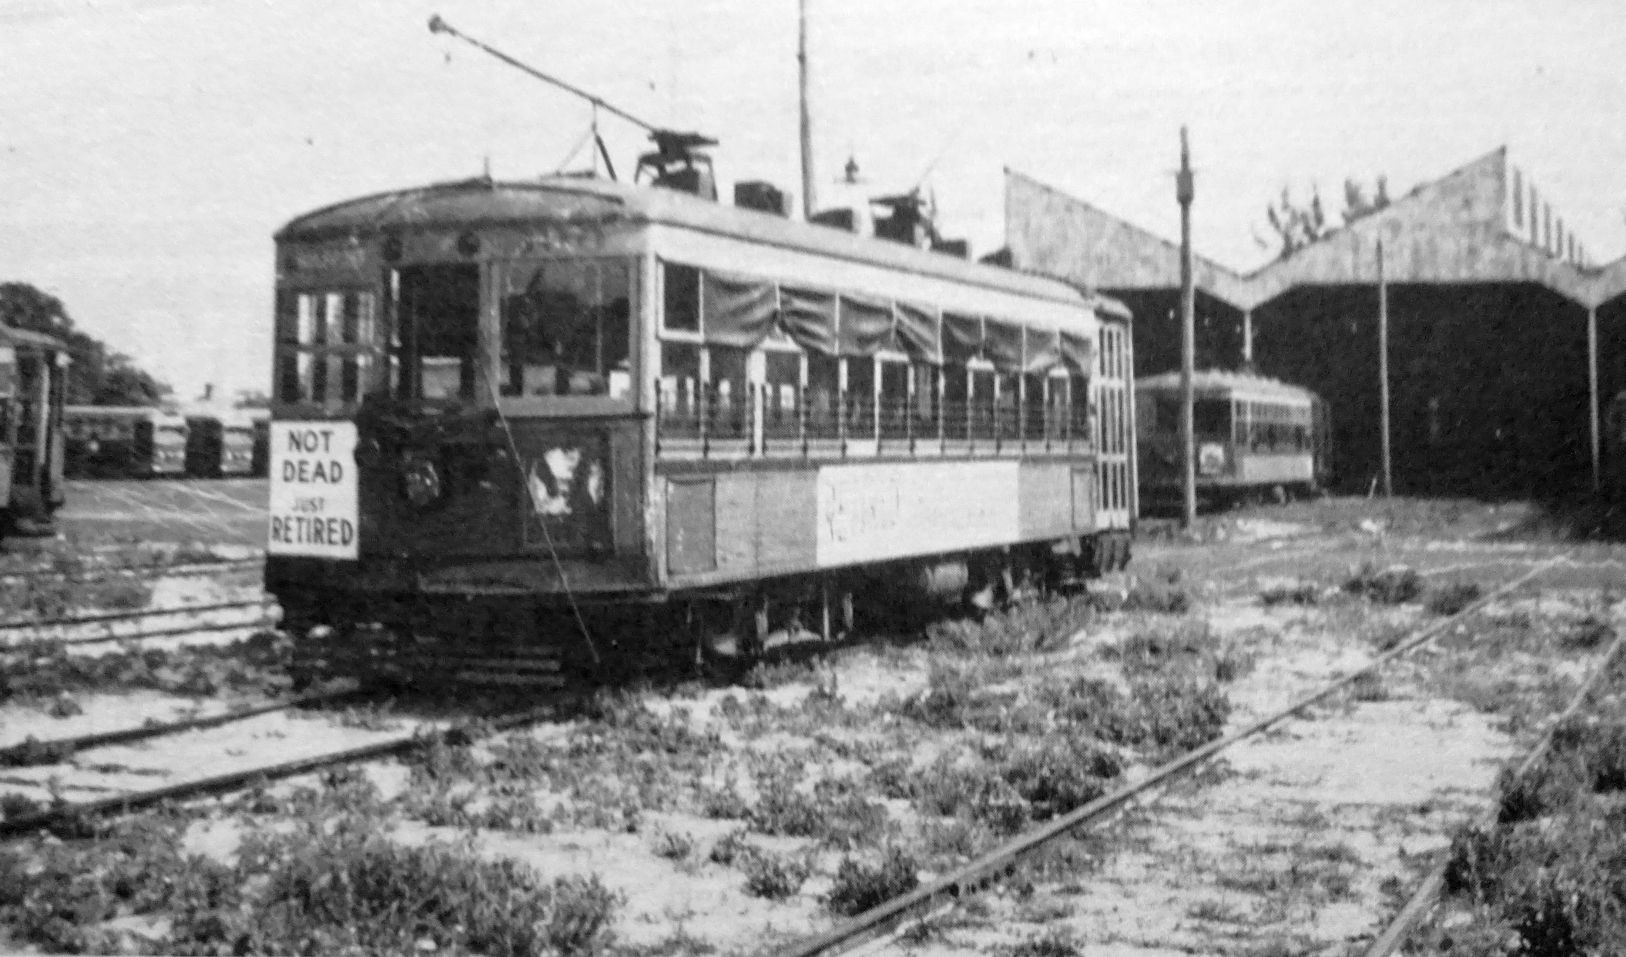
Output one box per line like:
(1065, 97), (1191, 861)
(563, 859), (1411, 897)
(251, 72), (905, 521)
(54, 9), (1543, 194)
(501, 260), (632, 399)
(276, 289), (378, 407)
(397, 264), (479, 401)
(156, 424), (186, 445)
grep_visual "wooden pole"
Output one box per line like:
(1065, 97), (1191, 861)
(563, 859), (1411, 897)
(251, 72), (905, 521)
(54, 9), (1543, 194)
(798, 0), (816, 220)
(1589, 305), (1600, 490)
(1177, 127), (1196, 527)
(1378, 237), (1392, 498)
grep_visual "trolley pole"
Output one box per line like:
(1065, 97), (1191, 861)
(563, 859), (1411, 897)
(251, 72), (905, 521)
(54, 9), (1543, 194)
(1378, 237), (1392, 498)
(1177, 127), (1197, 527)
(798, 0), (816, 220)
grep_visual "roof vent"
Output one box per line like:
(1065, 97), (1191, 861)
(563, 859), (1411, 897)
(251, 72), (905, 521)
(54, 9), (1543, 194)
(734, 181), (788, 217)
(810, 208), (858, 232)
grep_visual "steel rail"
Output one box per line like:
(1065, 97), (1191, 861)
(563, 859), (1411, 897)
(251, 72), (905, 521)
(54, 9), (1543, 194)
(41, 614), (278, 648)
(771, 555), (1563, 957)
(0, 557), (261, 587)
(0, 598), (273, 634)
(0, 700), (568, 840)
(0, 686), (360, 768)
(1358, 621), (1626, 957)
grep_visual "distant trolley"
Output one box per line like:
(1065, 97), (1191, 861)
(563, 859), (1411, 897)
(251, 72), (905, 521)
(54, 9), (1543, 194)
(0, 326), (70, 535)
(64, 406), (189, 478)
(184, 412), (257, 478)
(1135, 369), (1328, 509)
(266, 168), (1137, 686)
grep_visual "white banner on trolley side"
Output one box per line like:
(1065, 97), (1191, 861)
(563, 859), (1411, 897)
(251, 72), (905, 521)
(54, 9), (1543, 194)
(814, 461), (1020, 567)
(267, 421), (359, 560)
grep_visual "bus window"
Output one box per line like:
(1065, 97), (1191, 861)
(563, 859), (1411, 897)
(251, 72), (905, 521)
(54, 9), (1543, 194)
(911, 364), (939, 439)
(708, 346), (749, 440)
(878, 358), (910, 439)
(845, 357), (876, 439)
(658, 341), (700, 436)
(501, 260), (632, 398)
(806, 354), (839, 439)
(662, 263), (700, 332)
(1194, 399), (1231, 438)
(1022, 373), (1048, 441)
(969, 369), (996, 440)
(943, 365), (969, 439)
(763, 350), (801, 441)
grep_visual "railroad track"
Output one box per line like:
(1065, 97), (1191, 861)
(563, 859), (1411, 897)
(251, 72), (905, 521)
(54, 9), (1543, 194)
(0, 556), (261, 588)
(771, 554), (1584, 957)
(0, 597), (276, 647)
(0, 694), (577, 841)
(0, 685), (359, 768)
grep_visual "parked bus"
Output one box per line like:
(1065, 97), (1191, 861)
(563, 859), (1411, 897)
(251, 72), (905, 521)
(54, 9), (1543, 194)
(1136, 369), (1328, 510)
(64, 406), (188, 478)
(0, 326), (70, 534)
(184, 412), (257, 478)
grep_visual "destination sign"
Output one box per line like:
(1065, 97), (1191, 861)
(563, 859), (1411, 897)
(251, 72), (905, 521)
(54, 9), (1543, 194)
(267, 422), (359, 559)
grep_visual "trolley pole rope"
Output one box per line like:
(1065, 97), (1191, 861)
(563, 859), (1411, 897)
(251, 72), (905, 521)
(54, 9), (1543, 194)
(772, 555), (1562, 957)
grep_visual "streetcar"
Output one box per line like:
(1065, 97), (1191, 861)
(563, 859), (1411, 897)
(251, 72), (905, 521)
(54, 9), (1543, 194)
(1135, 369), (1328, 509)
(0, 326), (70, 535)
(63, 406), (189, 478)
(184, 412), (257, 478)
(266, 166), (1136, 685)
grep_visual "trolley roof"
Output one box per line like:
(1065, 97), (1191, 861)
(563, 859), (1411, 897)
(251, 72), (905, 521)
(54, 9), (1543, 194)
(1136, 369), (1320, 405)
(276, 175), (1130, 319)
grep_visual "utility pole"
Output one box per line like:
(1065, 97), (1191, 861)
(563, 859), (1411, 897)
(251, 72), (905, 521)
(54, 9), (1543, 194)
(1378, 237), (1392, 498)
(798, 0), (816, 220)
(1177, 127), (1197, 527)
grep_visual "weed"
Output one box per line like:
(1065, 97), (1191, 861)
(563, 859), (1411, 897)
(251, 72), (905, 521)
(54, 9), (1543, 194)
(1260, 582), (1320, 607)
(708, 828), (751, 866)
(0, 792), (42, 820)
(750, 777), (892, 848)
(739, 848), (810, 900)
(699, 786), (751, 820)
(1426, 581), (1484, 616)
(653, 828), (695, 861)
(928, 595), (1093, 657)
(1344, 563), (1422, 604)
(1563, 615), (1615, 650)
(1117, 578), (1193, 614)
(1349, 670), (1389, 702)
(1003, 928), (1084, 957)
(826, 846), (920, 917)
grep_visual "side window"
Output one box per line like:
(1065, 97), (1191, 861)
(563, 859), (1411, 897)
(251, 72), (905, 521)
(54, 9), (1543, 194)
(970, 368), (996, 440)
(912, 364), (940, 438)
(708, 346), (749, 440)
(844, 357), (875, 439)
(763, 350), (802, 440)
(1021, 372), (1047, 440)
(663, 263), (700, 333)
(806, 354), (840, 439)
(943, 364), (969, 438)
(657, 341), (701, 435)
(502, 260), (632, 398)
(878, 358), (910, 439)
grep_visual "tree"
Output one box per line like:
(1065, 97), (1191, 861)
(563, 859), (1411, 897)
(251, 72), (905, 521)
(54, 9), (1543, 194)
(1261, 175), (1390, 260)
(0, 282), (172, 405)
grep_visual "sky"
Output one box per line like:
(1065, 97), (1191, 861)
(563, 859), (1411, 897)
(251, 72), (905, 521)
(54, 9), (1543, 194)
(5, 0), (1626, 402)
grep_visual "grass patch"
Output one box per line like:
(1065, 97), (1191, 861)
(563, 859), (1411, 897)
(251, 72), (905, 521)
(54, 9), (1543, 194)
(0, 631), (295, 705)
(825, 846), (920, 917)
(739, 847), (811, 900)
(1259, 582), (1321, 607)
(0, 813), (622, 956)
(1343, 563), (1422, 604)
(927, 595), (1093, 657)
(1425, 581), (1484, 616)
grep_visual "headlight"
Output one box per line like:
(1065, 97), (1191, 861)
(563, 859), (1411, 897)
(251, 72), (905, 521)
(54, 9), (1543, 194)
(1198, 442), (1226, 476)
(401, 453), (444, 509)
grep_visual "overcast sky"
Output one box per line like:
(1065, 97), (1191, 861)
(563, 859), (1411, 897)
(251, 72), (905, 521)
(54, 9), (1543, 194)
(5, 0), (1624, 401)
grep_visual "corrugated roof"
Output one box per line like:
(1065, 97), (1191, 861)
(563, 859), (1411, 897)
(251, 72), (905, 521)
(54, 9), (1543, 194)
(1136, 369), (1318, 402)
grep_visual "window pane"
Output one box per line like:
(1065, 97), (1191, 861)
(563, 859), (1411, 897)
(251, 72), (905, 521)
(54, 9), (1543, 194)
(1022, 373), (1047, 440)
(943, 365), (969, 438)
(503, 260), (632, 398)
(806, 354), (839, 438)
(708, 346), (749, 440)
(912, 365), (939, 438)
(845, 358), (875, 439)
(879, 360), (910, 439)
(658, 341), (701, 437)
(663, 263), (700, 332)
(970, 369), (996, 440)
(764, 351), (801, 440)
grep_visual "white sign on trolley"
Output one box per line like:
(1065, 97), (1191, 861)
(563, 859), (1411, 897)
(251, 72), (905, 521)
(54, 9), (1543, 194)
(267, 421), (359, 559)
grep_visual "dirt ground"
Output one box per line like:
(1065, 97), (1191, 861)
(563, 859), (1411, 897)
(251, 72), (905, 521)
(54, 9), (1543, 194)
(2, 496), (1622, 956)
